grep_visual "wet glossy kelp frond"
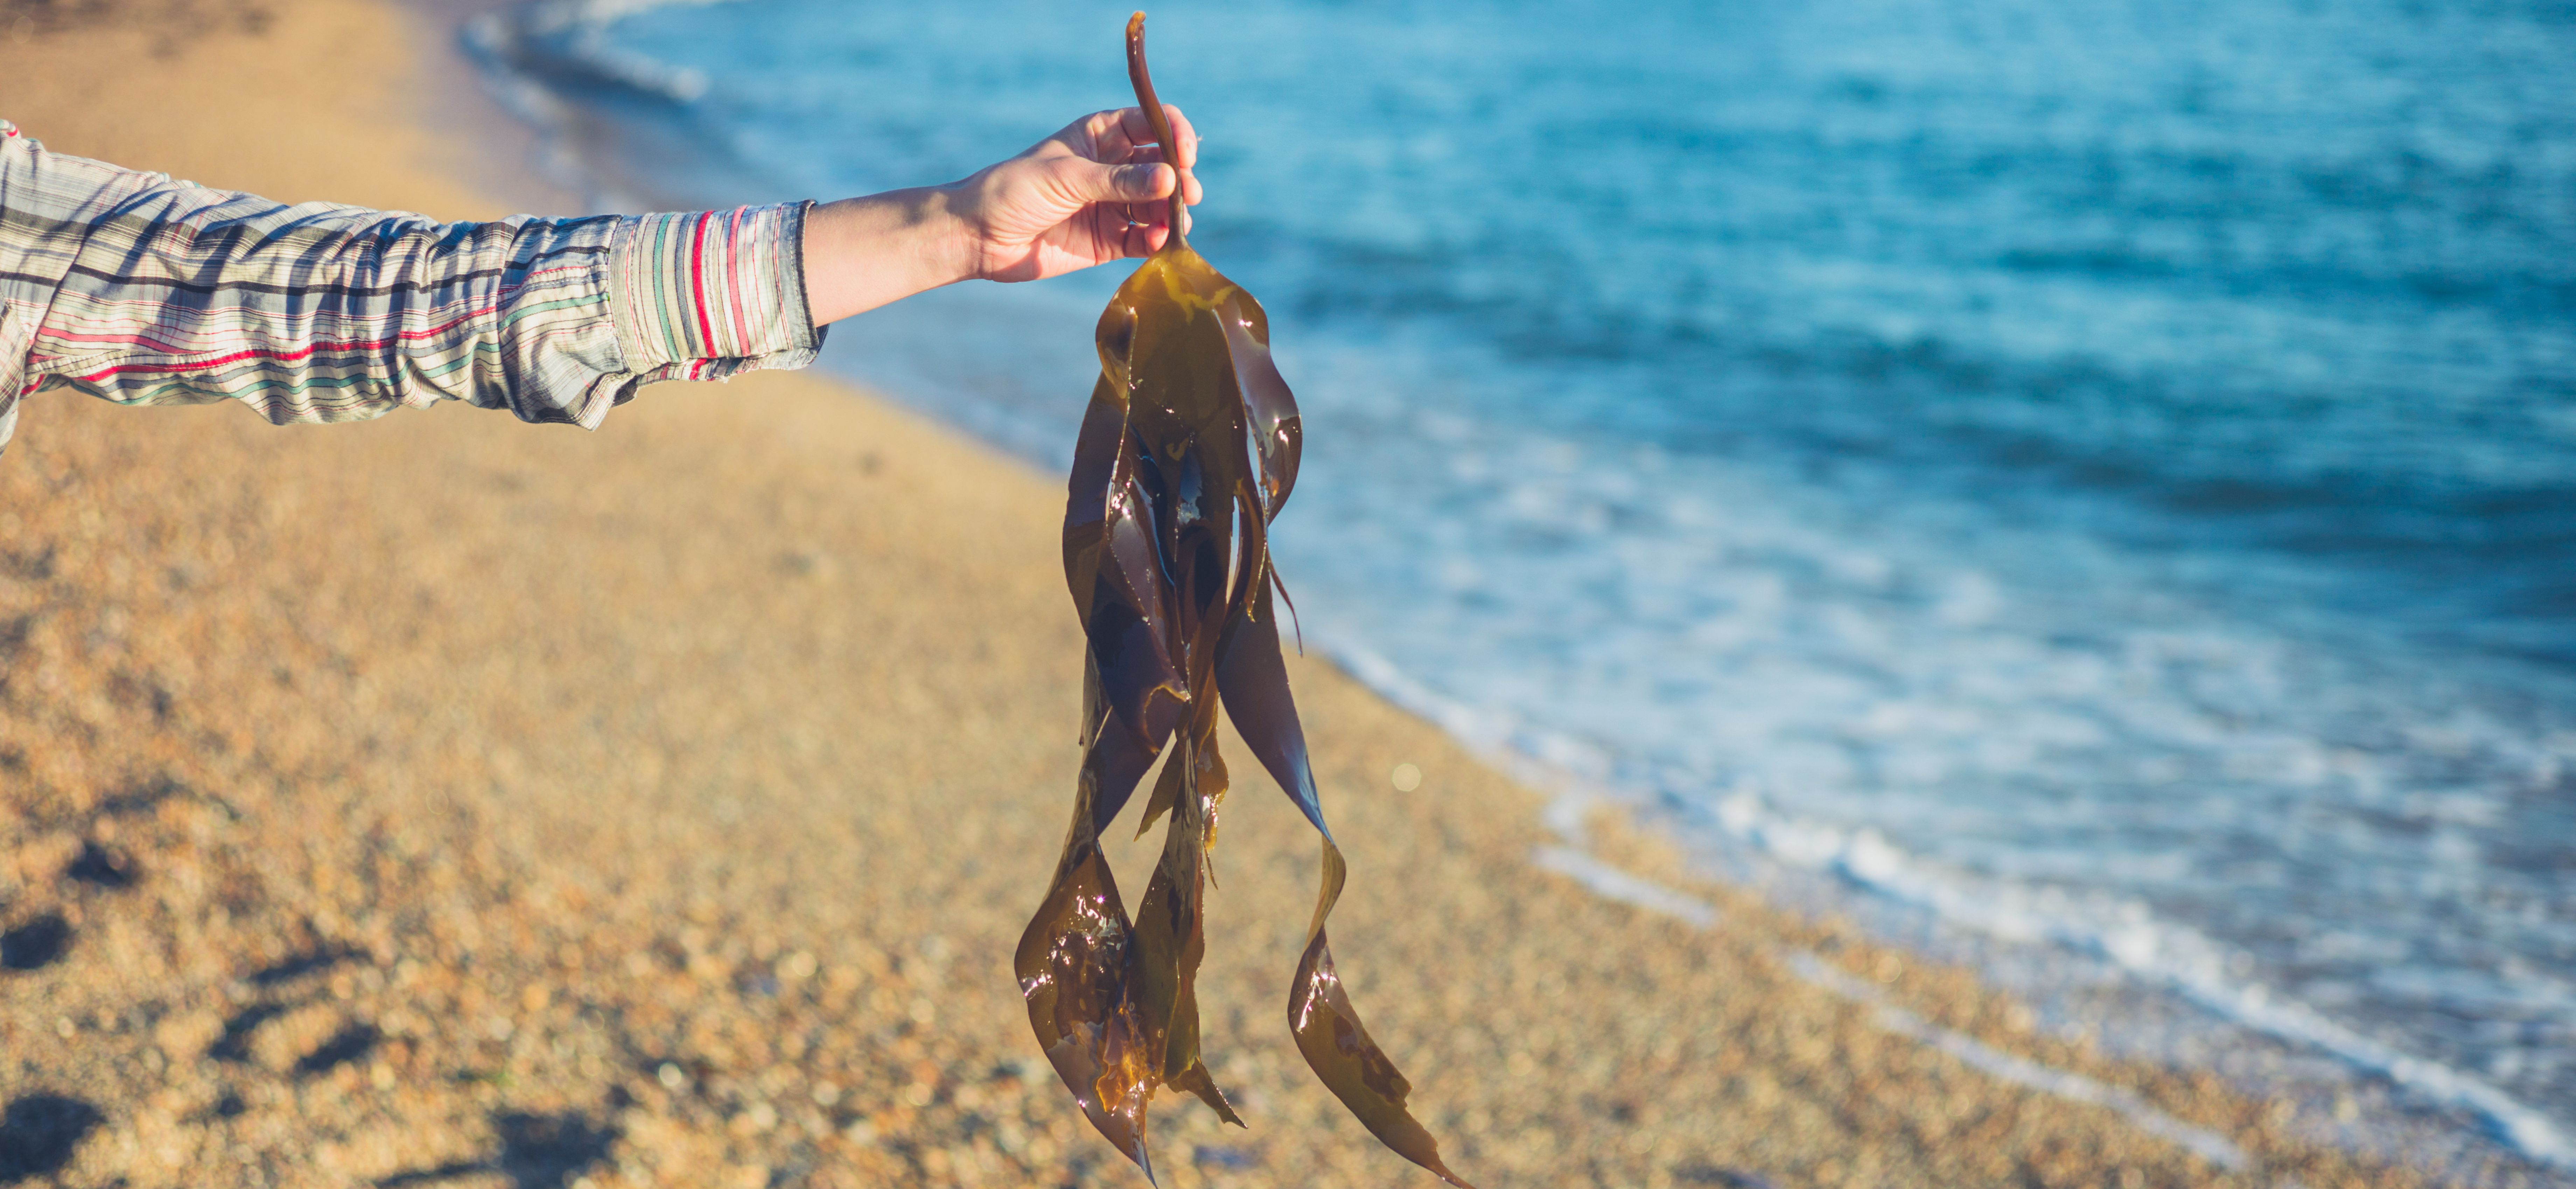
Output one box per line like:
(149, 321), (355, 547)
(1011, 13), (1471, 1187)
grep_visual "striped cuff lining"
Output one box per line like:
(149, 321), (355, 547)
(606, 201), (822, 381)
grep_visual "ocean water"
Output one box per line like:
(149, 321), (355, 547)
(471, 0), (2576, 1174)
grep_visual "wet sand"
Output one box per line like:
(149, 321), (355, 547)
(0, 2), (2464, 1186)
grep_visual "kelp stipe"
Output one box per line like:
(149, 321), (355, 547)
(1013, 13), (1472, 1187)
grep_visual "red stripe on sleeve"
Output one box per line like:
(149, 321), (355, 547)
(688, 211), (716, 355)
(725, 207), (753, 350)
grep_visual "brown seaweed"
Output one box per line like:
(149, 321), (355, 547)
(1011, 13), (1472, 1187)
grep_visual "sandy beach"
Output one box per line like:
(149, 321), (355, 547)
(0, 2), (2484, 1186)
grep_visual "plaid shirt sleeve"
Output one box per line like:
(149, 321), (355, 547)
(0, 117), (822, 455)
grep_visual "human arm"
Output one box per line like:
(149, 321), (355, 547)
(0, 105), (1197, 453)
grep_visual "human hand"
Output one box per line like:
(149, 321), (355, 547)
(950, 105), (1202, 284)
(800, 106), (1200, 326)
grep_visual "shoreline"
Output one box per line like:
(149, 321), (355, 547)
(393, 0), (593, 217)
(0, 3), (2527, 1187)
(442, 0), (771, 216)
(1344, 641), (2576, 1189)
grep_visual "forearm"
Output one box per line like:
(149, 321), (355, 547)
(799, 186), (978, 327)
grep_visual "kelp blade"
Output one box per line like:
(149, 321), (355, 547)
(1128, 726), (1244, 1124)
(1013, 806), (1150, 1168)
(1017, 374), (1186, 1171)
(1290, 855), (1472, 1188)
(1222, 583), (1474, 1187)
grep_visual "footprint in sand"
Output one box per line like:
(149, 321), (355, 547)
(294, 1023), (383, 1077)
(202, 947), (386, 1082)
(0, 797), (157, 973)
(208, 1002), (294, 1064)
(0, 1093), (102, 1182)
(372, 1109), (620, 1188)
(62, 840), (139, 889)
(0, 913), (70, 971)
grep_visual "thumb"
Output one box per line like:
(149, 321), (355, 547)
(1064, 160), (1174, 203)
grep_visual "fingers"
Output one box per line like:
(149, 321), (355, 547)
(986, 107), (1204, 276)
(1060, 106), (1202, 209)
(1105, 104), (1196, 169)
(1082, 197), (1164, 264)
(1126, 214), (1173, 259)
(1111, 105), (1154, 153)
(1164, 106), (1197, 170)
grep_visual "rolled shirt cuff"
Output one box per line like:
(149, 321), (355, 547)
(606, 200), (824, 387)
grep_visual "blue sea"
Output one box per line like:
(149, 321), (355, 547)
(470, 0), (2576, 1175)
